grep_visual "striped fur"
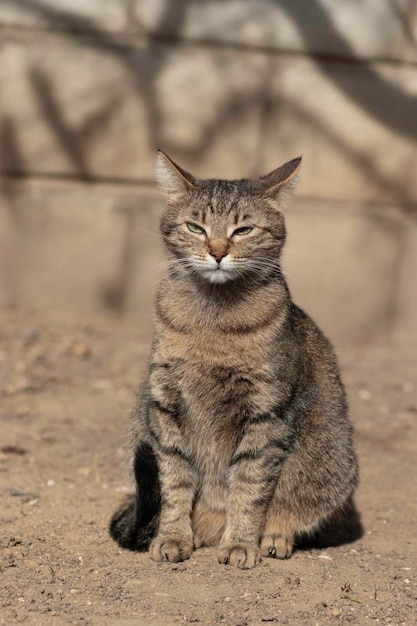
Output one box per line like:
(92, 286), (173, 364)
(109, 153), (358, 569)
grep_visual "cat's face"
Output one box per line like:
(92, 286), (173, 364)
(161, 184), (287, 284)
(157, 153), (301, 285)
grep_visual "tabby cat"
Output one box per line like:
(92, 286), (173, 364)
(109, 151), (358, 569)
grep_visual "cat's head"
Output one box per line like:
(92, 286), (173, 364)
(156, 151), (301, 285)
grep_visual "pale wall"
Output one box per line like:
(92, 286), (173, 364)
(0, 1), (416, 344)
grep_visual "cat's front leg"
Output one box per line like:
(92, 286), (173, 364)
(148, 401), (198, 563)
(218, 416), (292, 569)
(149, 450), (197, 563)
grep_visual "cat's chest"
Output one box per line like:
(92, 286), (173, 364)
(153, 325), (278, 423)
(155, 320), (272, 370)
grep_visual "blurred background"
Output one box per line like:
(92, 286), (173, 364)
(0, 0), (416, 345)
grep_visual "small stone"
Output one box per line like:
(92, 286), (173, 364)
(21, 328), (40, 346)
(358, 389), (372, 401)
(2, 446), (27, 456)
(92, 379), (111, 391)
(72, 343), (91, 358)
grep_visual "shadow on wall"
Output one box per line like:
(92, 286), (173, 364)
(0, 0), (416, 331)
(0, 0), (416, 211)
(277, 0), (417, 143)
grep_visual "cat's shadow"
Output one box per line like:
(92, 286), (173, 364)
(295, 498), (363, 552)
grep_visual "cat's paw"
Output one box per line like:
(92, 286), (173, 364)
(217, 544), (261, 569)
(260, 533), (293, 559)
(150, 535), (193, 563)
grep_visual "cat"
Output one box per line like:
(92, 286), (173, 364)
(109, 151), (359, 569)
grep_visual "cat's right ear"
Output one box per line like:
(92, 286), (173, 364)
(155, 150), (196, 197)
(259, 157), (302, 208)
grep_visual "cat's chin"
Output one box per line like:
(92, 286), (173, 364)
(200, 270), (234, 284)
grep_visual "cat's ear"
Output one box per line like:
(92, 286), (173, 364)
(259, 157), (302, 205)
(156, 150), (196, 196)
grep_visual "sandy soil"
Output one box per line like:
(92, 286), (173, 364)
(0, 310), (416, 625)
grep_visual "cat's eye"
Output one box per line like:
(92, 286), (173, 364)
(233, 226), (253, 236)
(186, 222), (206, 235)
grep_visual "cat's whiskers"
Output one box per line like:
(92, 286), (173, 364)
(232, 257), (284, 279)
(147, 258), (190, 277)
(148, 253), (285, 285)
(170, 261), (202, 283)
(145, 259), (196, 289)
(135, 226), (161, 238)
(253, 261), (286, 279)
(169, 255), (284, 283)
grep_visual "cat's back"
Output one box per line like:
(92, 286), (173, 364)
(279, 304), (353, 456)
(289, 304), (345, 391)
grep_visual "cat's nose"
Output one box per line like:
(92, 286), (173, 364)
(210, 249), (227, 263)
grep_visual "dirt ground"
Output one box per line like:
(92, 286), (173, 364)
(0, 309), (416, 626)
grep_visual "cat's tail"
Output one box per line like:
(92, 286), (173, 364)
(109, 494), (158, 550)
(109, 442), (161, 551)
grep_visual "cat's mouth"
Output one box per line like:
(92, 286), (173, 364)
(198, 255), (237, 284)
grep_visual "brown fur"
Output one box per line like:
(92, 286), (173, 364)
(109, 151), (359, 569)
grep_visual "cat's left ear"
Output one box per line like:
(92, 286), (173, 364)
(156, 150), (196, 197)
(259, 157), (302, 205)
